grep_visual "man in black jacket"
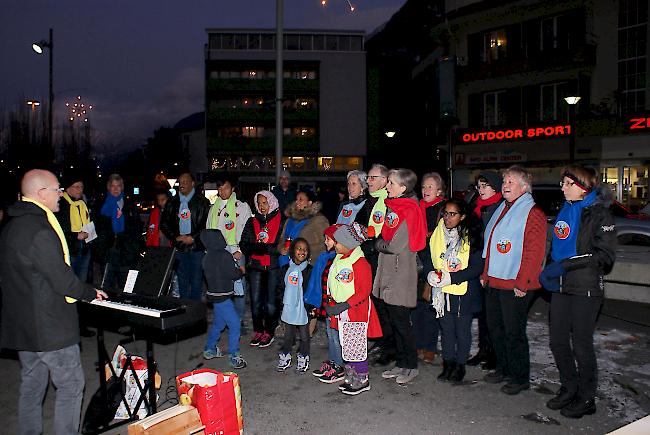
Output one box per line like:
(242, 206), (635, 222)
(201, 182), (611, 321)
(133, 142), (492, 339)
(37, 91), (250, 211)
(0, 169), (106, 435)
(161, 172), (210, 300)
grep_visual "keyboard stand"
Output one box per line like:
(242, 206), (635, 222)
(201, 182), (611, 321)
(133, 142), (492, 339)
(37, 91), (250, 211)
(91, 326), (157, 434)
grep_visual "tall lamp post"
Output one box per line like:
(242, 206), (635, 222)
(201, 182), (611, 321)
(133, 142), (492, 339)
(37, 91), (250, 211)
(564, 96), (581, 163)
(32, 28), (54, 160)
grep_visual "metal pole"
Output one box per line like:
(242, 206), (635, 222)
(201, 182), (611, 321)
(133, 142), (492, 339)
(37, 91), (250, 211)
(48, 28), (54, 161)
(448, 125), (453, 194)
(569, 105), (576, 163)
(275, 0), (284, 184)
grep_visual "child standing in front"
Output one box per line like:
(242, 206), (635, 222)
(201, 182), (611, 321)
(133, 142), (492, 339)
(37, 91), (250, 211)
(201, 229), (247, 369)
(277, 238), (313, 372)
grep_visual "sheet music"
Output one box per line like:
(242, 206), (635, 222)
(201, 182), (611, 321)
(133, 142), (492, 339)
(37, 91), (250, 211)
(82, 221), (97, 243)
(123, 270), (139, 293)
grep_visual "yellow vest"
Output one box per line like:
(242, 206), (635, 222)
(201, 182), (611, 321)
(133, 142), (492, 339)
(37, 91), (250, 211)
(327, 247), (365, 303)
(429, 219), (470, 295)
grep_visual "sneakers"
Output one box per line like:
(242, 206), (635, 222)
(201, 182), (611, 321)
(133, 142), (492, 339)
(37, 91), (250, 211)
(381, 366), (404, 379)
(338, 365), (355, 390)
(319, 365), (346, 384)
(395, 368), (419, 384)
(250, 332), (263, 347)
(277, 352), (292, 371)
(259, 332), (275, 348)
(203, 347), (226, 360)
(341, 374), (371, 396)
(229, 353), (247, 369)
(296, 354), (310, 373)
(312, 360), (333, 377)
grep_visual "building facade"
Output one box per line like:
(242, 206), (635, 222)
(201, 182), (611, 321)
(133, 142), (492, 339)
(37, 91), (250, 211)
(204, 28), (367, 180)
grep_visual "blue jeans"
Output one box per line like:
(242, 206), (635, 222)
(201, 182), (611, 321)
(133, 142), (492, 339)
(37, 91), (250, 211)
(248, 268), (280, 334)
(326, 321), (343, 366)
(18, 344), (85, 435)
(205, 299), (241, 355)
(176, 250), (204, 300)
(439, 309), (473, 364)
(70, 244), (91, 282)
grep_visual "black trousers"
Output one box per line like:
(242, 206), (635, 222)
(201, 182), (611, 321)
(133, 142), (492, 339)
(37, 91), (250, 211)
(372, 294), (395, 355)
(549, 292), (602, 400)
(386, 303), (418, 369)
(282, 323), (310, 356)
(411, 299), (441, 353)
(485, 287), (533, 384)
(477, 288), (491, 349)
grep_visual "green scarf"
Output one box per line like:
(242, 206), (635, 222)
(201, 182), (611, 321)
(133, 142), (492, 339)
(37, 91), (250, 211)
(368, 188), (388, 235)
(207, 192), (237, 245)
(23, 197), (76, 303)
(327, 246), (365, 303)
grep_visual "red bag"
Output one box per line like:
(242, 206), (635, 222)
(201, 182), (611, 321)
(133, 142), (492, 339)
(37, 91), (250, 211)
(176, 368), (243, 435)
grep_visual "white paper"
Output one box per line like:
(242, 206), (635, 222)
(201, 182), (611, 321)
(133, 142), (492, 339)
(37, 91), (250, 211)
(123, 270), (139, 293)
(82, 221), (97, 243)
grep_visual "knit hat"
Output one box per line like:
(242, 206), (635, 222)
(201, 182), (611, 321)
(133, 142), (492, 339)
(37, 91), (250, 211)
(478, 171), (502, 192)
(324, 224), (342, 242)
(61, 169), (84, 188)
(333, 222), (368, 249)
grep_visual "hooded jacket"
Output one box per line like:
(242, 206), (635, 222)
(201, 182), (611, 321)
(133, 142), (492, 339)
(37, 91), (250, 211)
(557, 186), (616, 297)
(0, 201), (97, 351)
(278, 200), (330, 264)
(200, 229), (242, 302)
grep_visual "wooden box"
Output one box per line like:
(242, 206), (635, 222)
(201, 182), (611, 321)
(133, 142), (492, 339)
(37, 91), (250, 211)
(128, 405), (205, 435)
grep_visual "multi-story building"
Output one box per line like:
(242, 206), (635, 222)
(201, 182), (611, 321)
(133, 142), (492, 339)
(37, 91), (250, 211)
(204, 28), (367, 182)
(435, 0), (649, 208)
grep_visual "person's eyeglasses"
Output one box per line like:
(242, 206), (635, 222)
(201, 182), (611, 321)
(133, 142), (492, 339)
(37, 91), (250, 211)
(442, 211), (460, 217)
(40, 187), (64, 193)
(367, 175), (385, 180)
(476, 183), (490, 190)
(559, 180), (575, 187)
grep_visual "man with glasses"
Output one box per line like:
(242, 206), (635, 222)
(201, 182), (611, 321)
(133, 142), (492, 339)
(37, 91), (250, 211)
(0, 169), (107, 435)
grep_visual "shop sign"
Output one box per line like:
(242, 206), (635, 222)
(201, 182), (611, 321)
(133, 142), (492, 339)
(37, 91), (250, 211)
(626, 116), (650, 131)
(457, 151), (527, 165)
(459, 124), (571, 144)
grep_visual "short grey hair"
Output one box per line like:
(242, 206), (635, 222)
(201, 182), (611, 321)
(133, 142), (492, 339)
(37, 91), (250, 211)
(421, 172), (446, 196)
(388, 168), (418, 195)
(106, 173), (124, 188)
(369, 163), (389, 178)
(347, 170), (368, 191)
(502, 165), (533, 193)
(279, 170), (291, 179)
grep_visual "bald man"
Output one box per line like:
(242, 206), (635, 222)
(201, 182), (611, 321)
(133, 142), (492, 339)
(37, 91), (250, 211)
(0, 169), (106, 435)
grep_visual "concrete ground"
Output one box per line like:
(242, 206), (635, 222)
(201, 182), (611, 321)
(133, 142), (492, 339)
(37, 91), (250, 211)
(1, 296), (649, 434)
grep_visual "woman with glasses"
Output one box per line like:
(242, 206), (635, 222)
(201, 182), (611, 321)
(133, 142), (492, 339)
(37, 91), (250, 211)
(539, 165), (616, 418)
(427, 199), (484, 383)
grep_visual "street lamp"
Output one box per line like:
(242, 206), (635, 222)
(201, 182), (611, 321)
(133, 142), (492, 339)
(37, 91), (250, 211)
(26, 100), (41, 110)
(385, 131), (396, 138)
(32, 28), (54, 160)
(564, 96), (581, 162)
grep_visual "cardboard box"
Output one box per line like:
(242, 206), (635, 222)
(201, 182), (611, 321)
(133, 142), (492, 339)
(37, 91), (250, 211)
(128, 405), (205, 435)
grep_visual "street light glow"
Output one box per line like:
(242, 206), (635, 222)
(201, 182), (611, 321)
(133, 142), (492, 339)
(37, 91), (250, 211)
(564, 96), (581, 105)
(385, 131), (396, 138)
(32, 43), (44, 54)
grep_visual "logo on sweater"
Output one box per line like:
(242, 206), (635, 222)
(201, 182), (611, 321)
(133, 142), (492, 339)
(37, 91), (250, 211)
(372, 210), (384, 224)
(496, 239), (511, 254)
(257, 230), (269, 243)
(447, 257), (462, 272)
(342, 206), (353, 218)
(224, 219), (235, 231)
(386, 212), (400, 228)
(336, 268), (354, 283)
(554, 221), (571, 240)
(288, 271), (300, 285)
(148, 223), (156, 234)
(179, 208), (191, 220)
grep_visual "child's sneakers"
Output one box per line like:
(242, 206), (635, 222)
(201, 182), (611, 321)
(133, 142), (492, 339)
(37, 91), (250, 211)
(277, 352), (292, 371)
(229, 353), (247, 369)
(312, 360), (333, 377)
(319, 364), (346, 384)
(203, 346), (225, 360)
(250, 332), (263, 347)
(338, 365), (355, 390)
(341, 373), (371, 396)
(259, 332), (274, 348)
(296, 354), (310, 373)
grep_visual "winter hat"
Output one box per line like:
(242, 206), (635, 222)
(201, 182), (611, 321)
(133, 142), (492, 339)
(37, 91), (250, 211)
(61, 169), (84, 189)
(333, 222), (368, 249)
(478, 171), (502, 192)
(254, 190), (279, 214)
(324, 224), (342, 242)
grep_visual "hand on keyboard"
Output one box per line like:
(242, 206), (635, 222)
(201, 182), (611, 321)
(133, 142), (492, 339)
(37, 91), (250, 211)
(95, 289), (108, 301)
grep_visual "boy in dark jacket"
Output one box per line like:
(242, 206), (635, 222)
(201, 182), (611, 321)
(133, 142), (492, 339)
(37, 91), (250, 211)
(201, 229), (247, 369)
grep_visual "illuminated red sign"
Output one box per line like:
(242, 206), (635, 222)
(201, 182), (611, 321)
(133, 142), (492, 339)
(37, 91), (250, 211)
(627, 117), (650, 131)
(460, 124), (572, 144)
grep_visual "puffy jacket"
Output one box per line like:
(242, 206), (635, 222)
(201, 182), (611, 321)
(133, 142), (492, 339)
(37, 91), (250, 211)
(161, 192), (211, 252)
(559, 187), (617, 297)
(240, 208), (284, 270)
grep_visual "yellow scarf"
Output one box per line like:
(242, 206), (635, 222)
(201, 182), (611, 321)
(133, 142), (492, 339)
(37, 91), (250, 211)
(23, 197), (76, 303)
(368, 188), (388, 235)
(62, 192), (90, 232)
(327, 246), (365, 303)
(429, 218), (469, 295)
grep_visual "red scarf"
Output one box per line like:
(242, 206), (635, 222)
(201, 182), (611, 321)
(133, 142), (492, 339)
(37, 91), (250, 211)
(251, 212), (281, 266)
(381, 197), (427, 252)
(474, 193), (503, 218)
(419, 196), (444, 216)
(146, 207), (170, 247)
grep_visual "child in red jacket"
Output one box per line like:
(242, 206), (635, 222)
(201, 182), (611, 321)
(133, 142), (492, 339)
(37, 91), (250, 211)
(325, 222), (382, 395)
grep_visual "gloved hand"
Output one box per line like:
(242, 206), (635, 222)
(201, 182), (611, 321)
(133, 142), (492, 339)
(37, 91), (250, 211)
(427, 269), (451, 288)
(539, 262), (564, 292)
(324, 302), (350, 317)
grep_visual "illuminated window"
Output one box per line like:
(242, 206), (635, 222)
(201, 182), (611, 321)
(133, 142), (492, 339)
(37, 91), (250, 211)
(242, 126), (264, 138)
(482, 29), (507, 62)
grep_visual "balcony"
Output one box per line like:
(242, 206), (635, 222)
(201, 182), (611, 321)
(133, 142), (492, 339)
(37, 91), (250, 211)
(207, 78), (319, 93)
(207, 136), (319, 154)
(207, 107), (318, 123)
(458, 44), (596, 83)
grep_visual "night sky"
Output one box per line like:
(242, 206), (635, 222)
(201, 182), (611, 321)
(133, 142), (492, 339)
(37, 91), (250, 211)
(0, 0), (407, 153)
